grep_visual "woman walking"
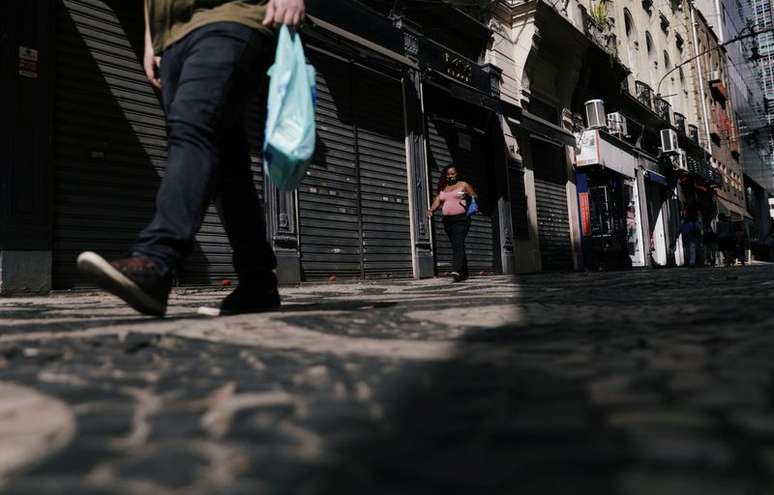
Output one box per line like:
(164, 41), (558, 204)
(427, 165), (478, 282)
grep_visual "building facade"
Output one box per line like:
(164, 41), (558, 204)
(1, 0), (767, 294)
(1, 0), (517, 293)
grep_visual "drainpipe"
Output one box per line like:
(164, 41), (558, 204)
(689, 0), (714, 152)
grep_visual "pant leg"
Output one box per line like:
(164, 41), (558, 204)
(133, 23), (271, 276)
(214, 110), (276, 282)
(688, 241), (697, 266)
(444, 216), (470, 275)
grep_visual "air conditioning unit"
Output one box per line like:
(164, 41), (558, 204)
(660, 128), (680, 153)
(707, 70), (721, 83)
(584, 99), (606, 129)
(606, 112), (628, 137)
(672, 150), (688, 171)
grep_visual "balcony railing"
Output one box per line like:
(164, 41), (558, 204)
(673, 112), (686, 135)
(654, 97), (672, 124)
(580, 6), (619, 58)
(635, 80), (653, 110)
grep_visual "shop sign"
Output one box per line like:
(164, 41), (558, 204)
(18, 46), (38, 79)
(575, 130), (600, 167)
(443, 51), (472, 84)
(579, 192), (591, 236)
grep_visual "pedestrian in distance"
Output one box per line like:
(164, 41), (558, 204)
(77, 0), (306, 317)
(734, 223), (748, 266)
(678, 216), (700, 268)
(703, 225), (718, 267)
(716, 213), (735, 266)
(427, 165), (478, 283)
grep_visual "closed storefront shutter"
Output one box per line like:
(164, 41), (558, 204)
(298, 50), (361, 280)
(531, 139), (573, 271)
(298, 49), (411, 280)
(354, 67), (412, 279)
(52, 0), (263, 288)
(425, 93), (496, 275)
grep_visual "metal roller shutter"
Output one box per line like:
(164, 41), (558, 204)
(298, 50), (361, 280)
(354, 66), (412, 279)
(426, 101), (496, 275)
(531, 139), (573, 271)
(298, 48), (411, 281)
(52, 0), (263, 288)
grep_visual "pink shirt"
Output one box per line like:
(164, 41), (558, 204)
(439, 189), (467, 216)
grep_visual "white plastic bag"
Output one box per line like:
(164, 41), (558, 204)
(263, 26), (316, 191)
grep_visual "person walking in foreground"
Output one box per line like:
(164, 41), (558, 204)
(77, 0), (305, 317)
(427, 165), (478, 283)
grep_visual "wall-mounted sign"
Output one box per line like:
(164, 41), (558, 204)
(18, 46), (38, 79)
(443, 51), (472, 84)
(579, 191), (591, 236)
(575, 129), (637, 178)
(575, 130), (600, 167)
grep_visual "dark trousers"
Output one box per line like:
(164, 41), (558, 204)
(443, 214), (470, 276)
(133, 22), (276, 282)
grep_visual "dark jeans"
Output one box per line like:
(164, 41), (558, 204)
(443, 214), (470, 276)
(133, 22), (276, 283)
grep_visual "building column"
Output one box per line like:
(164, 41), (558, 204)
(0, 0), (54, 296)
(264, 186), (301, 284)
(403, 69), (434, 278)
(637, 169), (653, 267)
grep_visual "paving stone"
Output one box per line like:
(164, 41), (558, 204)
(4, 266), (774, 492)
(617, 470), (756, 495)
(627, 431), (734, 468)
(730, 412), (774, 438)
(607, 409), (718, 431)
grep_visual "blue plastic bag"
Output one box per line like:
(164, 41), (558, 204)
(263, 26), (316, 191)
(467, 197), (478, 217)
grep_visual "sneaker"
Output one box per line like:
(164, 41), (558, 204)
(198, 275), (280, 316)
(77, 251), (172, 317)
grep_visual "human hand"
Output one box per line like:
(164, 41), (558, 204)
(263, 0), (306, 28)
(426, 208), (434, 219)
(144, 38), (161, 89)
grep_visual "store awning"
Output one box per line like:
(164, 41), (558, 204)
(717, 196), (753, 220)
(644, 169), (669, 186)
(575, 130), (637, 178)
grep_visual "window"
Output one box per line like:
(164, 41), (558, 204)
(624, 8), (634, 37)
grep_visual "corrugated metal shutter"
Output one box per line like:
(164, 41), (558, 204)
(298, 50), (361, 280)
(531, 138), (573, 271)
(52, 0), (263, 288)
(426, 110), (496, 275)
(298, 48), (411, 280)
(354, 66), (412, 279)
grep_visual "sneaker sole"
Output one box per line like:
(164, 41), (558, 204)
(196, 304), (280, 317)
(76, 251), (166, 317)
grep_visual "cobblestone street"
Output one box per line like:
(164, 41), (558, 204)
(2, 265), (774, 494)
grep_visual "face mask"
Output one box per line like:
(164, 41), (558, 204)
(447, 177), (457, 184)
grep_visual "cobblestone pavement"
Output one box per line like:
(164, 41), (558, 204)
(2, 264), (774, 494)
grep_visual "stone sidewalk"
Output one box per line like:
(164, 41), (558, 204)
(2, 265), (774, 494)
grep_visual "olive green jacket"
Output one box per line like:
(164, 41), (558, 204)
(147, 0), (271, 54)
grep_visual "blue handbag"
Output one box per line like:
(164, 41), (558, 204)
(466, 198), (478, 217)
(263, 26), (317, 191)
